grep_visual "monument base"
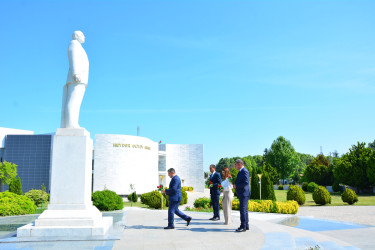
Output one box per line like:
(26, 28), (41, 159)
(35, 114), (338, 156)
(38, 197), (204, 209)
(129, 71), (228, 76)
(17, 128), (113, 238)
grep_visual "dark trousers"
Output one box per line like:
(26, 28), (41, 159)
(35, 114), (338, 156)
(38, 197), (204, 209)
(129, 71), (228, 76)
(168, 200), (190, 227)
(211, 193), (220, 218)
(239, 196), (249, 228)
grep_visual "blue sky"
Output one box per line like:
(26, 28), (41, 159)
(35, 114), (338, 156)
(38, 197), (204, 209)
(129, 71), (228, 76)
(1, 0), (374, 170)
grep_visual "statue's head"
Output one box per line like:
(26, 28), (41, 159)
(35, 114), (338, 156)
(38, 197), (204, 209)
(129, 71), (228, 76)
(72, 31), (85, 44)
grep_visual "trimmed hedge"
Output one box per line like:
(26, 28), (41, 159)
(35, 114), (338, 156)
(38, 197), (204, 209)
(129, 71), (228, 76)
(24, 189), (48, 207)
(278, 185), (284, 190)
(9, 177), (23, 195)
(217, 198), (299, 214)
(0, 191), (36, 216)
(302, 182), (308, 192)
(287, 185), (306, 205)
(92, 189), (124, 211)
(128, 191), (138, 202)
(193, 197), (211, 209)
(307, 182), (318, 192)
(341, 189), (358, 205)
(332, 182), (341, 193)
(141, 190), (166, 209)
(312, 186), (331, 205)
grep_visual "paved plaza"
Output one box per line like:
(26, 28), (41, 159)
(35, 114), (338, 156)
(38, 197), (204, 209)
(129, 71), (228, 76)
(0, 191), (375, 249)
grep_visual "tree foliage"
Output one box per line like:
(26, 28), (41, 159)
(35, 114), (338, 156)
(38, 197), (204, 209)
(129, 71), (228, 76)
(262, 162), (279, 184)
(304, 154), (334, 186)
(250, 169), (260, 200)
(333, 142), (374, 192)
(9, 177), (23, 195)
(0, 161), (18, 191)
(261, 172), (276, 201)
(266, 136), (300, 184)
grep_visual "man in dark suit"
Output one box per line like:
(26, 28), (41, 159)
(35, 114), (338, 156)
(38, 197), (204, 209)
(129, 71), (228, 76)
(209, 164), (222, 221)
(233, 159), (250, 232)
(163, 168), (192, 229)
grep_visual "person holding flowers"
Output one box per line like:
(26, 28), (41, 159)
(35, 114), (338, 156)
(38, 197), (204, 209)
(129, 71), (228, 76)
(208, 164), (222, 221)
(221, 167), (233, 225)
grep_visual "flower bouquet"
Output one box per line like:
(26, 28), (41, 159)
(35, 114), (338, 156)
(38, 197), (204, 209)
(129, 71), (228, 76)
(157, 184), (164, 192)
(218, 184), (224, 192)
(205, 179), (213, 188)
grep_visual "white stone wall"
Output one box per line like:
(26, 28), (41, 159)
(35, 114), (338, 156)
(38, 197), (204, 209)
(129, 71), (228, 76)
(93, 134), (158, 195)
(164, 144), (204, 192)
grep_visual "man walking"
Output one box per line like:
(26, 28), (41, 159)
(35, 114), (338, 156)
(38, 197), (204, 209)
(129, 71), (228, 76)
(233, 159), (250, 232)
(163, 168), (192, 229)
(209, 164), (222, 221)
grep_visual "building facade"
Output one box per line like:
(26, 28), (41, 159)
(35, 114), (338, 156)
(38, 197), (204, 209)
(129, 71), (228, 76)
(0, 128), (204, 194)
(2, 134), (53, 192)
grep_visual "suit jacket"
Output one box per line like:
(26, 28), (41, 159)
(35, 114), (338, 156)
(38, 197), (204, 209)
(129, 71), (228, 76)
(235, 168), (250, 198)
(209, 172), (222, 196)
(66, 40), (89, 85)
(165, 175), (182, 202)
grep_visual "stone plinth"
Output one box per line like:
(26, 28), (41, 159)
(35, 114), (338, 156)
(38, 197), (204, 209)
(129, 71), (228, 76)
(17, 128), (112, 238)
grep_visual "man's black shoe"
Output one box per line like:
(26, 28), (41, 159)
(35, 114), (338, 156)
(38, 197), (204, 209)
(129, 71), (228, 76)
(246, 226), (249, 230)
(164, 226), (175, 229)
(187, 217), (192, 226)
(236, 227), (246, 232)
(209, 217), (215, 220)
(212, 217), (220, 221)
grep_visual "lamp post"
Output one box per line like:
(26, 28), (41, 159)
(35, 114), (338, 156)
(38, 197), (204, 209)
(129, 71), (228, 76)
(160, 175), (165, 210)
(258, 174), (263, 200)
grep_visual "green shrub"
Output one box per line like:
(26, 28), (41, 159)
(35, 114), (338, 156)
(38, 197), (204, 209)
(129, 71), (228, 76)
(92, 189), (124, 211)
(302, 182), (308, 191)
(230, 199), (299, 214)
(278, 185), (284, 190)
(162, 192), (169, 207)
(332, 182), (341, 193)
(128, 191), (138, 202)
(24, 189), (48, 207)
(0, 191), (36, 216)
(9, 177), (23, 195)
(140, 192), (151, 204)
(341, 189), (358, 205)
(193, 197), (211, 209)
(180, 188), (188, 205)
(188, 187), (193, 191)
(287, 185), (306, 205)
(307, 182), (318, 192)
(312, 186), (331, 205)
(144, 190), (166, 209)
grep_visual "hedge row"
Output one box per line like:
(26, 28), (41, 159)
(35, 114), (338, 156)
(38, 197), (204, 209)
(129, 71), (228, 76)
(216, 198), (299, 214)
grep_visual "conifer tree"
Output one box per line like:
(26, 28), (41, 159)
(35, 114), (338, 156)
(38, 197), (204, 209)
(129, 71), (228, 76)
(250, 169), (260, 200)
(261, 172), (276, 201)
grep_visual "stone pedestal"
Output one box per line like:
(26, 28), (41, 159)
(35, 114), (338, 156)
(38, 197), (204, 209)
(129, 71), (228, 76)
(17, 128), (112, 238)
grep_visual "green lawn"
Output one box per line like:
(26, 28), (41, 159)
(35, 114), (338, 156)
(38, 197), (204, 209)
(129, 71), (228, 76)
(274, 190), (375, 206)
(123, 201), (168, 210)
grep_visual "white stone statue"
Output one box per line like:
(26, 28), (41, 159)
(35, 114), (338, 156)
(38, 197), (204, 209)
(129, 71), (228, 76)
(60, 31), (89, 128)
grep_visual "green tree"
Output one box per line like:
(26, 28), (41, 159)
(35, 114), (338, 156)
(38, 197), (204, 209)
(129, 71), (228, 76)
(368, 140), (375, 150)
(252, 155), (263, 168)
(9, 177), (22, 195)
(242, 155), (255, 174)
(333, 142), (373, 192)
(0, 161), (18, 192)
(266, 136), (300, 184)
(304, 154), (334, 186)
(250, 169), (260, 200)
(261, 172), (276, 201)
(262, 162), (279, 184)
(366, 150), (375, 185)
